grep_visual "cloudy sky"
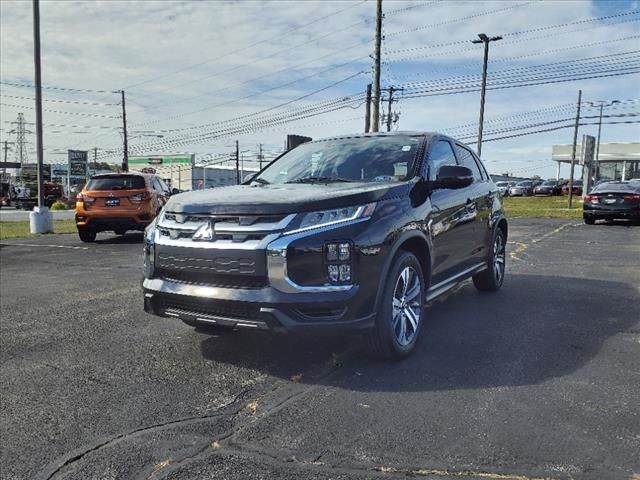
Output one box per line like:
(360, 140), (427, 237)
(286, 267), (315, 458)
(1, 0), (639, 178)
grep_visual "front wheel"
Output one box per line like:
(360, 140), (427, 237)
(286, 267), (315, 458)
(367, 251), (425, 360)
(473, 228), (506, 292)
(78, 228), (96, 243)
(584, 216), (595, 225)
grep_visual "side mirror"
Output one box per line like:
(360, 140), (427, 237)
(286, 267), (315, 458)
(243, 172), (256, 184)
(432, 165), (474, 189)
(171, 188), (180, 195)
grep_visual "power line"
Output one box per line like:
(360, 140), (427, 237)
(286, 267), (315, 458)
(0, 80), (115, 94)
(0, 102), (121, 119)
(0, 93), (119, 107)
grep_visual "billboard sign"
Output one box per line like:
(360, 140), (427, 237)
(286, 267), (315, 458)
(68, 150), (88, 177)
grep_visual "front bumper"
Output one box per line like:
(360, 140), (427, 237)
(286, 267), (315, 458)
(142, 278), (375, 333)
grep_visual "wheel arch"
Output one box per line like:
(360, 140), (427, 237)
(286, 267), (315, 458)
(373, 231), (432, 313)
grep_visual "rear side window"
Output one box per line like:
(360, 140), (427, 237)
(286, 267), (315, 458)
(456, 145), (484, 181)
(427, 140), (458, 180)
(86, 175), (146, 191)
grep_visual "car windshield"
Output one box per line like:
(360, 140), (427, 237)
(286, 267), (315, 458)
(496, 182), (509, 187)
(86, 175), (146, 191)
(253, 135), (422, 185)
(542, 180), (556, 186)
(516, 182), (531, 186)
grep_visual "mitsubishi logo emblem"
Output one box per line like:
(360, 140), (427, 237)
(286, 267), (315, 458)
(192, 222), (214, 241)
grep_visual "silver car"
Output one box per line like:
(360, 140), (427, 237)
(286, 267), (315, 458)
(495, 181), (510, 196)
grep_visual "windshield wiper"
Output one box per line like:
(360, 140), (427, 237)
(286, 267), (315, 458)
(286, 176), (354, 184)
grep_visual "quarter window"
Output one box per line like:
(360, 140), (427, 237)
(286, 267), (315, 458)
(456, 144), (484, 182)
(427, 140), (458, 180)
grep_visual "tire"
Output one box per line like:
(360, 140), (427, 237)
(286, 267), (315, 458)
(584, 216), (595, 225)
(473, 228), (506, 292)
(367, 251), (425, 360)
(78, 228), (97, 243)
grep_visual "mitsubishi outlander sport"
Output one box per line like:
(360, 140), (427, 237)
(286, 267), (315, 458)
(142, 132), (508, 359)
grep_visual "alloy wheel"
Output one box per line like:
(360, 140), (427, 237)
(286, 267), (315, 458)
(392, 266), (422, 346)
(493, 233), (506, 285)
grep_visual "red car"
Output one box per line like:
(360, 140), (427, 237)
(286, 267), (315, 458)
(562, 179), (583, 196)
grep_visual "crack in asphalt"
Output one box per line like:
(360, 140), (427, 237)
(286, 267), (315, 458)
(35, 387), (255, 480)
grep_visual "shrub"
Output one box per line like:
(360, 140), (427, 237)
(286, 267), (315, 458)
(50, 200), (68, 211)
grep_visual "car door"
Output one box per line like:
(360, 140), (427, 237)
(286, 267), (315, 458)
(454, 143), (492, 265)
(424, 138), (477, 285)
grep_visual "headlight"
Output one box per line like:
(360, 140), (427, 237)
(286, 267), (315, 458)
(287, 203), (376, 234)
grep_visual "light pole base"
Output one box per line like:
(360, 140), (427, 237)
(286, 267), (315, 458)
(29, 206), (54, 234)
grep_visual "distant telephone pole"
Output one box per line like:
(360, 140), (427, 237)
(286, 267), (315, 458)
(93, 146), (98, 173)
(472, 33), (502, 157)
(235, 140), (240, 184)
(371, 0), (382, 132)
(568, 89), (582, 209)
(258, 143), (264, 170)
(120, 90), (129, 172)
(364, 83), (372, 133)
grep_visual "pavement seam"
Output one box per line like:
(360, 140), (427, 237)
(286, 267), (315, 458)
(34, 387), (255, 480)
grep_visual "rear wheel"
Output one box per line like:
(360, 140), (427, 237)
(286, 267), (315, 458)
(367, 251), (425, 360)
(473, 228), (506, 292)
(584, 216), (595, 225)
(78, 228), (96, 243)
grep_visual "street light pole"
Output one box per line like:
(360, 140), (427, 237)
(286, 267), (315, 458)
(472, 33), (502, 157)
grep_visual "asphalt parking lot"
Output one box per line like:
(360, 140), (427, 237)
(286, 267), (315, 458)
(1, 218), (639, 480)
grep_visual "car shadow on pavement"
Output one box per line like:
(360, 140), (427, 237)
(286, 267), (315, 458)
(95, 233), (144, 244)
(199, 273), (639, 391)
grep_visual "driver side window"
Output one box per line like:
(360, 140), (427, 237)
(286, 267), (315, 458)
(426, 140), (458, 181)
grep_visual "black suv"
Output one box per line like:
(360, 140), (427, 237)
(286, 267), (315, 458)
(142, 132), (507, 359)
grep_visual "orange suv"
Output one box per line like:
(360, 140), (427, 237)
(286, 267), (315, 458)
(75, 173), (170, 242)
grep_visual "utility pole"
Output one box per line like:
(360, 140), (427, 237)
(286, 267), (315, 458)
(588, 100), (621, 164)
(364, 83), (372, 133)
(9, 113), (31, 182)
(32, 0), (45, 210)
(258, 143), (264, 170)
(386, 86), (395, 132)
(235, 140), (240, 184)
(371, 0), (382, 132)
(568, 89), (582, 209)
(2, 141), (14, 181)
(120, 90), (128, 172)
(93, 147), (98, 174)
(472, 33), (502, 157)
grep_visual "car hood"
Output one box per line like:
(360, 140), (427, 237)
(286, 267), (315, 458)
(165, 181), (409, 215)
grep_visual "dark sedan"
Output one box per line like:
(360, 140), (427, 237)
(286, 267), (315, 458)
(562, 179), (583, 195)
(583, 181), (640, 224)
(533, 180), (564, 196)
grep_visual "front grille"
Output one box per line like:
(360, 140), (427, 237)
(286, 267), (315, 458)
(157, 296), (260, 321)
(156, 268), (267, 289)
(157, 213), (290, 243)
(157, 253), (257, 275)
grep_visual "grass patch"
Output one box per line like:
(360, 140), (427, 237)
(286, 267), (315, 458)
(502, 195), (583, 218)
(0, 219), (77, 240)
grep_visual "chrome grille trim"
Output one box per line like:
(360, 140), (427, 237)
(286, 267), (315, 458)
(155, 212), (295, 250)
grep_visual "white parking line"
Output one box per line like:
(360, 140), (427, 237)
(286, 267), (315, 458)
(0, 243), (89, 250)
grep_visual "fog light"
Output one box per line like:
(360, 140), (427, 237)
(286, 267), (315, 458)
(326, 243), (338, 261)
(338, 264), (351, 282)
(327, 265), (339, 283)
(338, 242), (351, 261)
